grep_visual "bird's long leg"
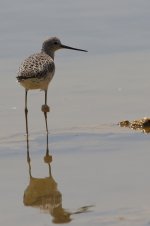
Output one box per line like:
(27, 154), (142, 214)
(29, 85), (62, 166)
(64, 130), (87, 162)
(25, 89), (29, 135)
(26, 131), (32, 178)
(44, 111), (48, 133)
(44, 90), (49, 133)
(41, 89), (50, 112)
(45, 89), (47, 106)
(43, 121), (52, 177)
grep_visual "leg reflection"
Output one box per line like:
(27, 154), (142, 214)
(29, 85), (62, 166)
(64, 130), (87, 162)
(23, 127), (71, 223)
(23, 126), (93, 223)
(44, 130), (52, 176)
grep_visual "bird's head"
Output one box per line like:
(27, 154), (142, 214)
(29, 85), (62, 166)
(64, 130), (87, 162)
(42, 37), (87, 58)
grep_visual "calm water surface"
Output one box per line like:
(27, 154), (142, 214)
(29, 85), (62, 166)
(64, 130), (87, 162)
(0, 0), (150, 225)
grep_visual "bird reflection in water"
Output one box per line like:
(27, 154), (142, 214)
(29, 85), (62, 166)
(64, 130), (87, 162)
(23, 112), (93, 224)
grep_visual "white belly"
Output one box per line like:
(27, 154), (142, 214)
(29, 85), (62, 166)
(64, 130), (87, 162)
(19, 73), (54, 90)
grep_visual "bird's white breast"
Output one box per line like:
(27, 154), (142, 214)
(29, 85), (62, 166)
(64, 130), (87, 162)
(19, 72), (54, 90)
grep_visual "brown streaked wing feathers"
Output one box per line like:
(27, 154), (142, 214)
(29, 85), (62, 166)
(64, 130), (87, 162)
(17, 53), (55, 81)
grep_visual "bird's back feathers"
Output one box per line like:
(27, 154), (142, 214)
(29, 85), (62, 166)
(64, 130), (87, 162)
(17, 52), (55, 81)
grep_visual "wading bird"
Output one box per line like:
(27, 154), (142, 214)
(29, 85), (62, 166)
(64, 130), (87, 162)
(17, 37), (87, 134)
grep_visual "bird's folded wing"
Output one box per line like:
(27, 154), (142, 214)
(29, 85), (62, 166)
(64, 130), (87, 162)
(17, 53), (55, 81)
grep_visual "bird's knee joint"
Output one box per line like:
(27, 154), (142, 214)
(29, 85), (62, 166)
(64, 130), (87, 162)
(41, 104), (50, 113)
(25, 108), (28, 114)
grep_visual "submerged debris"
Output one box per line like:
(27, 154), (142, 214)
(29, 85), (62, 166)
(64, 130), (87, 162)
(119, 117), (150, 133)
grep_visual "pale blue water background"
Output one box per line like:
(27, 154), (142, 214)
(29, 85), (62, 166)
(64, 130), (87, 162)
(0, 0), (150, 225)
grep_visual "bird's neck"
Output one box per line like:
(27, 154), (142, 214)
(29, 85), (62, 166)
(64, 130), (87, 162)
(41, 48), (55, 60)
(41, 42), (55, 59)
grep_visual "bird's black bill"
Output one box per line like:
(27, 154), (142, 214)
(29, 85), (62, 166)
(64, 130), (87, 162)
(61, 44), (88, 52)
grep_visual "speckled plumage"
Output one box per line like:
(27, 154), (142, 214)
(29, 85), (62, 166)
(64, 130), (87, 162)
(17, 37), (87, 134)
(18, 53), (55, 80)
(17, 52), (55, 90)
(17, 36), (87, 91)
(17, 40), (56, 90)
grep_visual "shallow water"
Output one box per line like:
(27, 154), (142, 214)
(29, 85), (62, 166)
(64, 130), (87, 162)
(1, 0), (150, 225)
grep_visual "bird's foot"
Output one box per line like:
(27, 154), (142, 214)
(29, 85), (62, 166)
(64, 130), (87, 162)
(41, 104), (50, 113)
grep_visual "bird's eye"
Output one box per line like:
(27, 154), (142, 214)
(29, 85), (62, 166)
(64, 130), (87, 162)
(54, 41), (58, 45)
